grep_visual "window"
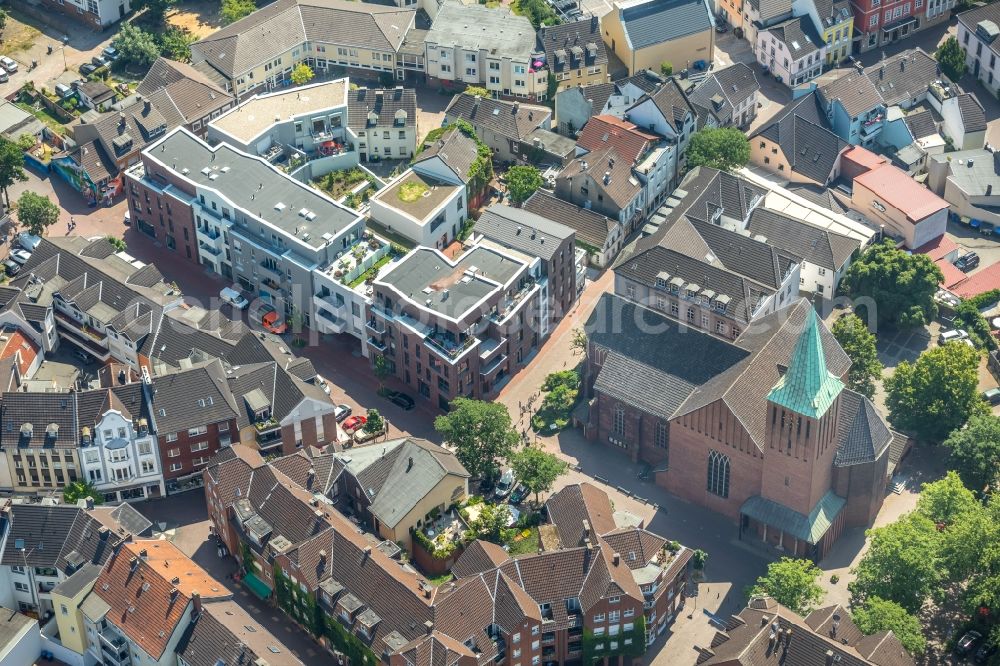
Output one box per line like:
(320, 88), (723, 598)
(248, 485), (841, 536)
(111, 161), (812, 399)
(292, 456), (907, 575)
(609, 596), (620, 605)
(190, 442), (208, 452)
(613, 405), (625, 436)
(655, 421), (668, 449)
(188, 425), (208, 437)
(707, 450), (731, 498)
(626, 284), (635, 299)
(593, 613), (605, 623)
(165, 433), (178, 443)
(138, 441), (152, 455)
(167, 448), (180, 458)
(531, 626), (539, 636)
(817, 267), (826, 276)
(608, 609), (620, 621)
(169, 462), (183, 472)
(14, 582), (28, 592)
(624, 608), (635, 618)
(870, 14), (878, 26)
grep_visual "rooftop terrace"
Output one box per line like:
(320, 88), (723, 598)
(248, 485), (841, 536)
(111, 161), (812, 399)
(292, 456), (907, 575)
(210, 79), (349, 144)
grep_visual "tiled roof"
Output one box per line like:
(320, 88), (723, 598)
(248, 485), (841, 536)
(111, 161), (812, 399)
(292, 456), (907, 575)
(618, 0), (714, 50)
(747, 208), (859, 271)
(633, 77), (696, 134)
(558, 146), (642, 209)
(347, 87), (417, 131)
(522, 190), (616, 251)
(955, 92), (987, 132)
(567, 82), (616, 116)
(51, 563), (102, 599)
(864, 48), (940, 107)
(0, 505), (118, 570)
(819, 72), (883, 119)
(450, 540), (510, 579)
(191, 0), (414, 79)
(413, 128), (480, 184)
(445, 93), (550, 141)
(546, 483), (617, 547)
(474, 204), (575, 262)
(688, 63), (759, 125)
(577, 115), (657, 164)
(751, 91), (848, 184)
(937, 258), (968, 290)
(853, 163), (949, 222)
(833, 388), (892, 466)
(951, 259), (1000, 298)
(765, 16), (821, 59)
(176, 599), (304, 666)
(539, 18), (608, 74)
(136, 57), (233, 126)
(903, 109), (938, 139)
(149, 360), (239, 434)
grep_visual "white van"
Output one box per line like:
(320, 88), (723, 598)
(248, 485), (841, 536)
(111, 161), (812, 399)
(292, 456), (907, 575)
(55, 83), (73, 99)
(17, 233), (41, 252)
(940, 329), (970, 344)
(220, 287), (249, 310)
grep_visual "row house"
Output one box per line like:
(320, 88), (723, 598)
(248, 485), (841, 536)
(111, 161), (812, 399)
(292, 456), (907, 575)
(959, 4), (1000, 95)
(523, 191), (626, 269)
(686, 63), (760, 129)
(203, 445), (692, 666)
(27, 0), (130, 29)
(553, 70), (664, 135)
(623, 78), (697, 190)
(540, 17), (610, 93)
(756, 16), (826, 88)
(850, 0), (955, 52)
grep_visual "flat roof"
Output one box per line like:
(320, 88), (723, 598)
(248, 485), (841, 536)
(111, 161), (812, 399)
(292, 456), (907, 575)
(372, 170), (461, 223)
(147, 128), (360, 249)
(379, 245), (525, 319)
(425, 2), (537, 61)
(210, 79), (348, 144)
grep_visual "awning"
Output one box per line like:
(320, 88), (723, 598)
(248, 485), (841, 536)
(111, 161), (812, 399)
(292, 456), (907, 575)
(881, 16), (917, 31)
(243, 572), (272, 600)
(740, 491), (845, 544)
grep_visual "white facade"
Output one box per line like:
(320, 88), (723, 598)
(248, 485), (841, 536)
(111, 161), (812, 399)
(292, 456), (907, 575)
(624, 93), (695, 189)
(78, 410), (164, 503)
(0, 611), (40, 666)
(369, 170), (467, 248)
(756, 30), (826, 87)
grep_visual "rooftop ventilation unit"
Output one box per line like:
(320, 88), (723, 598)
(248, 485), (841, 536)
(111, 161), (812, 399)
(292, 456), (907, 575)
(274, 202), (286, 211)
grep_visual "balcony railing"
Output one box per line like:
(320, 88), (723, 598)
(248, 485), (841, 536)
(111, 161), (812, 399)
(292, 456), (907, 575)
(366, 319), (386, 335)
(196, 226), (221, 241)
(367, 336), (387, 352)
(425, 334), (477, 362)
(491, 278), (536, 322)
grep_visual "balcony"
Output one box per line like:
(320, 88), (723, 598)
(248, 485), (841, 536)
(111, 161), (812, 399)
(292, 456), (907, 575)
(199, 241), (223, 257)
(367, 336), (387, 352)
(479, 337), (506, 364)
(314, 303), (348, 335)
(480, 354), (507, 378)
(365, 318), (387, 335)
(491, 278), (536, 323)
(425, 334), (478, 364)
(258, 262), (284, 284)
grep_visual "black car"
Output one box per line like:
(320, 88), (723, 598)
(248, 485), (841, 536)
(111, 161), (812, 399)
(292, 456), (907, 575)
(2, 258), (19, 277)
(79, 62), (98, 76)
(957, 252), (981, 272)
(385, 390), (415, 410)
(509, 484), (529, 505)
(957, 631), (984, 657)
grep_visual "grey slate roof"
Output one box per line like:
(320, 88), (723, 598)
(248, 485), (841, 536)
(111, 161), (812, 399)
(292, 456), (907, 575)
(688, 63), (759, 126)
(191, 0), (415, 79)
(864, 48), (941, 107)
(618, 0), (714, 50)
(149, 360), (239, 434)
(474, 204), (575, 262)
(833, 388), (892, 466)
(135, 57), (233, 126)
(413, 127), (480, 184)
(765, 16), (821, 60)
(746, 207), (860, 271)
(586, 293), (750, 420)
(445, 93), (550, 141)
(523, 190), (617, 252)
(176, 599), (303, 666)
(0, 505), (125, 571)
(955, 93), (987, 132)
(632, 77), (696, 134)
(751, 90), (847, 184)
(903, 109), (938, 139)
(819, 72), (884, 119)
(347, 87), (416, 131)
(51, 563), (102, 598)
(784, 183), (849, 214)
(540, 18), (608, 75)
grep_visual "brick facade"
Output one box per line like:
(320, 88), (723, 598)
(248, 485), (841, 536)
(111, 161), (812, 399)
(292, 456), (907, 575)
(159, 419), (235, 484)
(126, 164), (199, 263)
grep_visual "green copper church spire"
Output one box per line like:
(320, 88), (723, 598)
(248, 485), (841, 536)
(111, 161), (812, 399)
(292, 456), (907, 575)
(767, 308), (844, 419)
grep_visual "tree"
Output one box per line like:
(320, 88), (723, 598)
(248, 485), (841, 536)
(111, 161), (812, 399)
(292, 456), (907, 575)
(943, 413), (1000, 493)
(290, 63), (314, 86)
(848, 512), (940, 613)
(748, 558), (825, 614)
(884, 343), (986, 442)
(510, 445), (568, 505)
(512, 0), (559, 29)
(113, 23), (160, 70)
(465, 86), (490, 97)
(936, 36), (967, 82)
(952, 300), (997, 350)
(852, 597), (926, 656)
(506, 165), (543, 206)
(0, 10), (8, 35)
(105, 235), (127, 251)
(570, 327), (587, 357)
(158, 27), (194, 61)
(916, 472), (985, 582)
(372, 354), (391, 392)
(137, 0), (176, 24)
(221, 0), (256, 24)
(15, 191), (59, 238)
(686, 127), (751, 172)
(363, 408), (385, 435)
(841, 240), (943, 328)
(917, 471), (981, 526)
(659, 61), (673, 77)
(471, 503), (511, 544)
(0, 137), (27, 208)
(832, 314), (882, 399)
(63, 480), (103, 505)
(434, 398), (519, 484)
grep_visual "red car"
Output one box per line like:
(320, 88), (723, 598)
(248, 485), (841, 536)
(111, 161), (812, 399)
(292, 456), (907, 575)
(342, 415), (367, 433)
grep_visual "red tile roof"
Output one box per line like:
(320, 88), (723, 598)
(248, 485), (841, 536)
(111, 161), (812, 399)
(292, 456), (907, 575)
(951, 260), (1000, 298)
(853, 164), (949, 222)
(576, 115), (657, 164)
(841, 145), (887, 173)
(936, 259), (967, 290)
(0, 329), (38, 377)
(914, 235), (958, 262)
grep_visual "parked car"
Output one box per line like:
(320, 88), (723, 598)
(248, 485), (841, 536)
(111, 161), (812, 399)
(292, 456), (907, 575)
(503, 504), (520, 527)
(73, 348), (92, 364)
(257, 304), (287, 334)
(334, 404), (352, 422)
(0, 57), (18, 73)
(981, 222), (995, 236)
(957, 631), (983, 657)
(8, 249), (31, 265)
(715, 22), (728, 32)
(940, 329), (970, 344)
(975, 643), (997, 664)
(956, 252), (980, 272)
(509, 484), (529, 505)
(79, 63), (98, 76)
(2, 258), (19, 277)
(342, 415), (367, 433)
(494, 469), (516, 499)
(91, 55), (108, 68)
(983, 388), (1000, 405)
(384, 389), (415, 410)
(0, 71), (9, 84)
(16, 233), (41, 252)
(102, 46), (119, 60)
(219, 286), (249, 310)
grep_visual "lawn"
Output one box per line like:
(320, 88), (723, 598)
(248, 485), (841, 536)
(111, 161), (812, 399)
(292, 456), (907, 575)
(15, 102), (66, 133)
(347, 253), (392, 288)
(398, 180), (428, 202)
(0, 11), (42, 57)
(506, 527), (540, 556)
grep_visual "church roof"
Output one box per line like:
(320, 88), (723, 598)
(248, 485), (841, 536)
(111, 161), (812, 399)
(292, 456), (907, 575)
(767, 308), (844, 418)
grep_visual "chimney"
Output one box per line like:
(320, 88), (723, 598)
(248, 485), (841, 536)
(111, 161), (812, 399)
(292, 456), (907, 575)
(170, 587), (179, 601)
(98, 526), (109, 541)
(139, 548), (148, 559)
(603, 171), (611, 184)
(825, 650), (835, 666)
(319, 549), (327, 562)
(192, 590), (202, 614)
(988, 184), (993, 196)
(85, 496), (95, 510)
(129, 557), (139, 571)
(612, 552), (620, 566)
(144, 99), (151, 113)
(581, 519), (591, 538)
(119, 112), (126, 126)
(406, 456), (413, 472)
(879, 65), (884, 80)
(363, 545), (372, 561)
(784, 628), (793, 650)
(513, 101), (519, 112)
(591, 14), (598, 30)
(424, 620), (435, 635)
(900, 59), (905, 72)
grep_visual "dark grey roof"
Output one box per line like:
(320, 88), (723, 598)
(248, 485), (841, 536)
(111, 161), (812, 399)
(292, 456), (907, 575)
(226, 360), (327, 431)
(445, 94), (550, 141)
(784, 183), (849, 214)
(108, 503), (154, 537)
(746, 207), (860, 271)
(621, 70), (666, 94)
(569, 82), (617, 116)
(149, 360), (239, 434)
(413, 127), (479, 183)
(51, 563), (102, 598)
(834, 389), (893, 466)
(0, 505), (124, 571)
(631, 77), (696, 134)
(347, 87), (416, 131)
(586, 293), (749, 419)
(752, 91), (848, 184)
(955, 93), (987, 132)
(540, 19), (608, 75)
(864, 48), (941, 107)
(619, 0), (714, 50)
(1, 392), (83, 449)
(176, 600), (304, 666)
(766, 16), (821, 60)
(523, 190), (616, 251)
(135, 57), (233, 125)
(819, 72), (884, 119)
(688, 64), (760, 126)
(474, 204), (574, 261)
(903, 109), (938, 139)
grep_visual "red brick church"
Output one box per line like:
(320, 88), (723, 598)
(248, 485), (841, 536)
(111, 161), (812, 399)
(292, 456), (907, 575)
(581, 294), (907, 561)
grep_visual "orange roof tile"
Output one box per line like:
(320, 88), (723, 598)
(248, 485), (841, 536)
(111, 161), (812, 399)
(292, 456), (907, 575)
(853, 164), (949, 222)
(842, 145), (887, 173)
(577, 115), (657, 165)
(915, 234), (958, 261)
(125, 540), (229, 599)
(0, 329), (38, 377)
(935, 259), (967, 290)
(952, 260), (1000, 298)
